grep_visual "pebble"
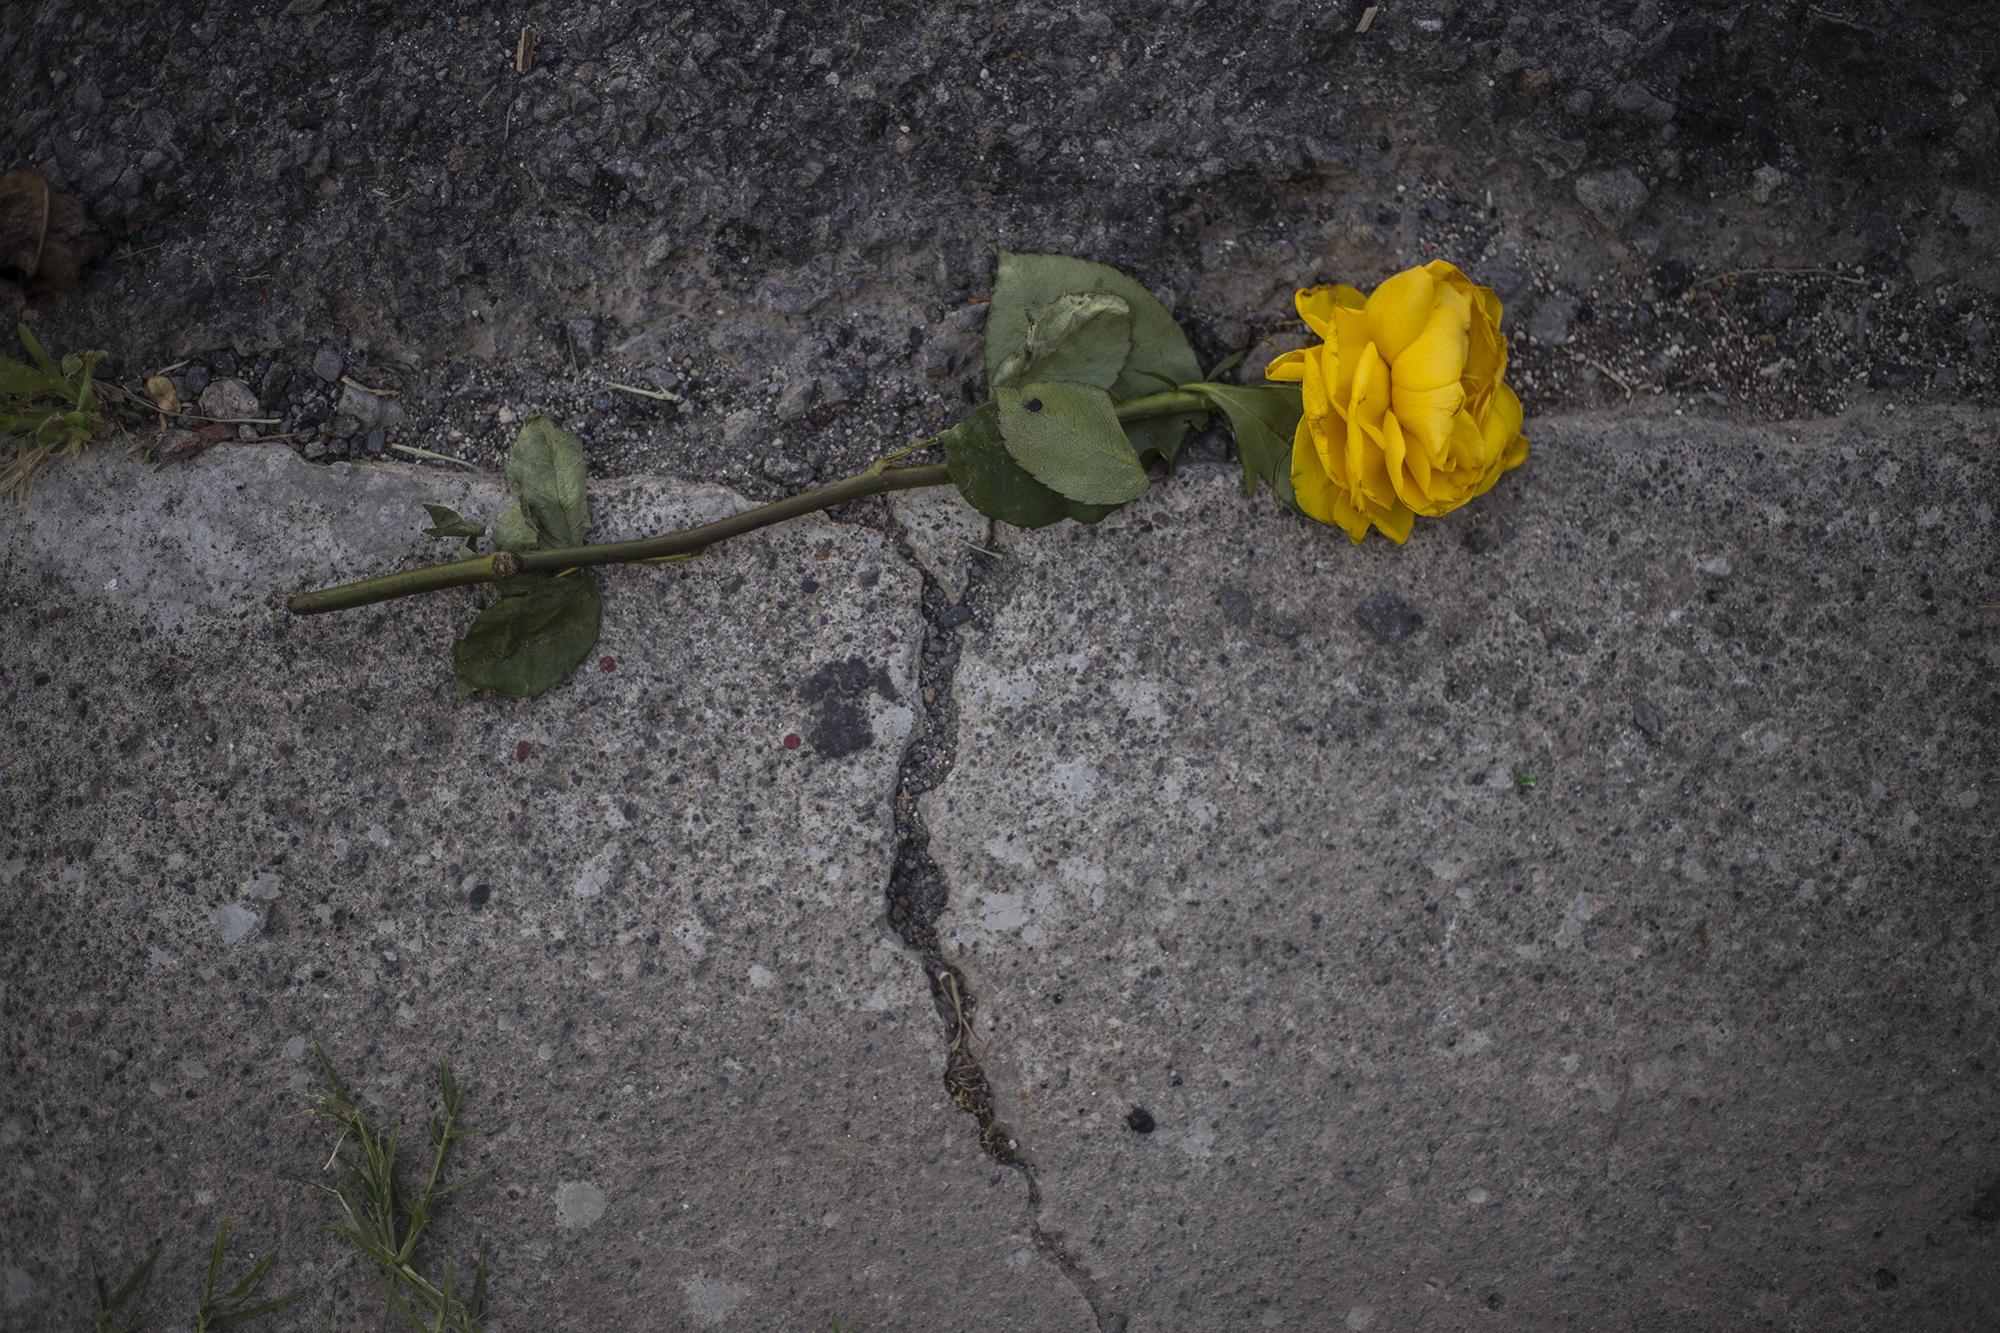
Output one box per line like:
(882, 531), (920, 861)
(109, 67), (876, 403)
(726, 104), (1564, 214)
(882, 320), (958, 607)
(1750, 165), (1787, 205)
(311, 345), (344, 383)
(936, 604), (973, 629)
(197, 378), (261, 421)
(774, 377), (815, 422)
(1355, 590), (1424, 642)
(365, 427), (387, 454)
(183, 363), (213, 395)
(1632, 697), (1663, 741)
(1573, 167), (1650, 232)
(1218, 587), (1252, 625)
(335, 382), (386, 429)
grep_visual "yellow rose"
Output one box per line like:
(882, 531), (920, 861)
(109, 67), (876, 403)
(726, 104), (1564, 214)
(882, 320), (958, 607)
(1266, 260), (1528, 543)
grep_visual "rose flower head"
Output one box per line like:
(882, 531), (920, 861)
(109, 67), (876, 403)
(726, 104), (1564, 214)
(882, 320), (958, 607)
(1266, 260), (1528, 543)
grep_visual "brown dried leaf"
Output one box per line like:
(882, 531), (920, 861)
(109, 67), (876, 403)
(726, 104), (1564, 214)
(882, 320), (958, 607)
(145, 374), (179, 414)
(0, 166), (106, 302)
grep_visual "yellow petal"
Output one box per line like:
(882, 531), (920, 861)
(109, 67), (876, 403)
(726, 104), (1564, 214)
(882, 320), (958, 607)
(1393, 303), (1470, 392)
(1390, 381), (1466, 461)
(1342, 344), (1393, 506)
(1294, 286), (1341, 338)
(1265, 347), (1310, 383)
(1371, 502), (1416, 544)
(1363, 266), (1435, 362)
(1380, 410), (1432, 512)
(1291, 424), (1370, 542)
(1479, 379), (1524, 458)
(1331, 304), (1371, 405)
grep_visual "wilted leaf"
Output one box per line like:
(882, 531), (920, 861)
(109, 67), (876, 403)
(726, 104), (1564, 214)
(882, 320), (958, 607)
(991, 291), (1132, 392)
(144, 374), (179, 414)
(452, 575), (601, 698)
(942, 401), (1070, 529)
(1187, 382), (1303, 499)
(0, 167), (105, 303)
(985, 252), (1204, 463)
(492, 501), (540, 551)
(503, 417), (591, 547)
(421, 503), (486, 542)
(996, 381), (1149, 506)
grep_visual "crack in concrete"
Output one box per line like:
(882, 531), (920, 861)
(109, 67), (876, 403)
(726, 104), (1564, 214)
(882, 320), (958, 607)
(876, 519), (1127, 1332)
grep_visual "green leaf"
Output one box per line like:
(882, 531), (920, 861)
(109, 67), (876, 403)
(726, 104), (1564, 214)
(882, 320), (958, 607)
(990, 291), (1132, 392)
(492, 501), (540, 551)
(1205, 347), (1249, 379)
(1186, 382), (1303, 499)
(0, 356), (46, 398)
(452, 576), (602, 698)
(17, 324), (59, 379)
(421, 504), (486, 542)
(996, 382), (1149, 506)
(504, 418), (591, 547)
(941, 401), (1069, 529)
(985, 253), (1204, 462)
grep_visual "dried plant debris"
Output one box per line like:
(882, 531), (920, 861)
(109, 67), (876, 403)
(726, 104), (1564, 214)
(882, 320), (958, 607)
(0, 166), (106, 304)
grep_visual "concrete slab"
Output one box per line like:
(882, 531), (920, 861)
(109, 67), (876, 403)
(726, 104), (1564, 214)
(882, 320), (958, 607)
(0, 447), (1091, 1331)
(925, 406), (2000, 1330)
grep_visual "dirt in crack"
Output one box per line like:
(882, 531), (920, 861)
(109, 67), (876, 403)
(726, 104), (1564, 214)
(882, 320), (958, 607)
(880, 545), (1127, 1331)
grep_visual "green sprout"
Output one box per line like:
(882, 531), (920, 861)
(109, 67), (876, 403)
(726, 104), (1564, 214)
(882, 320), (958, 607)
(1, 323), (106, 499)
(306, 1041), (489, 1331)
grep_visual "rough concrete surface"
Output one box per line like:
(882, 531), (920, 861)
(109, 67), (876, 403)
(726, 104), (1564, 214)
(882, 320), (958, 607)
(0, 447), (1092, 1331)
(926, 406), (1999, 1330)
(6, 3), (1998, 493)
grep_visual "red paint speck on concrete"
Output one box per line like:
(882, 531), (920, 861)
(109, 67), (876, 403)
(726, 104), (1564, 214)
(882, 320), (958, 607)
(515, 741), (532, 761)
(783, 733), (803, 750)
(599, 656), (616, 672)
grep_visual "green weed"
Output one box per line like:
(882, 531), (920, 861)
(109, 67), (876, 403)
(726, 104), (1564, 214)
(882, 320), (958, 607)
(0, 323), (106, 499)
(89, 1221), (297, 1332)
(307, 1040), (489, 1331)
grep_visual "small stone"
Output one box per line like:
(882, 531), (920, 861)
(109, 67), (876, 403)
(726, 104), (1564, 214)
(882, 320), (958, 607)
(1749, 165), (1786, 206)
(197, 378), (260, 421)
(762, 453), (813, 486)
(1355, 590), (1423, 642)
(365, 428), (387, 455)
(182, 364), (213, 395)
(335, 383), (385, 429)
(920, 340), (957, 376)
(311, 345), (344, 383)
(1528, 295), (1577, 345)
(949, 303), (989, 333)
(1632, 697), (1663, 741)
(1758, 286), (1797, 328)
(211, 349), (239, 375)
(1218, 587), (1252, 625)
(937, 604), (973, 630)
(260, 363), (291, 402)
(774, 377), (815, 422)
(1125, 1106), (1156, 1134)
(1574, 167), (1650, 232)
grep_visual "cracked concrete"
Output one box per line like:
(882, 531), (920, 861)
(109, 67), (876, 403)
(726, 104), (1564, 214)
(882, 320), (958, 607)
(4, 403), (1998, 1331)
(924, 404), (2000, 1330)
(0, 445), (1091, 1332)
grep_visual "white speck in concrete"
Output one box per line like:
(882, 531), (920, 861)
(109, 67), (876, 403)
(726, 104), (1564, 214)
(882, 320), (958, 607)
(1956, 788), (1979, 809)
(571, 843), (620, 898)
(283, 1036), (307, 1060)
(748, 964), (775, 989)
(555, 1180), (607, 1228)
(672, 916), (712, 958)
(682, 1275), (750, 1328)
(148, 948), (172, 969)
(1050, 758), (1100, 797)
(1346, 1307), (1377, 1330)
(241, 872), (283, 900)
(211, 904), (259, 944)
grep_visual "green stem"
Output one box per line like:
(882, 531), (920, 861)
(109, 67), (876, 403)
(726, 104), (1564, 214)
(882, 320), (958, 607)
(286, 390), (1208, 617)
